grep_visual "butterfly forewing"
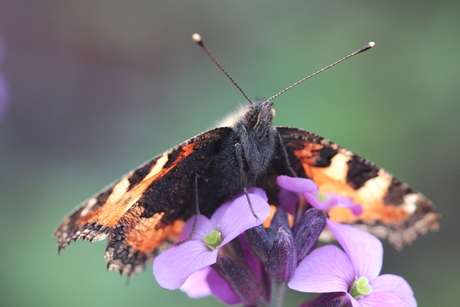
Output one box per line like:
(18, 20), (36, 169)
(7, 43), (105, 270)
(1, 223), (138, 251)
(55, 127), (241, 275)
(276, 126), (440, 248)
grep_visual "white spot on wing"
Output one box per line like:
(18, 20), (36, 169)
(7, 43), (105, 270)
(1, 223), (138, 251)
(322, 153), (351, 181)
(106, 178), (131, 204)
(359, 170), (392, 198)
(403, 194), (418, 214)
(80, 197), (98, 216)
(147, 153), (169, 179)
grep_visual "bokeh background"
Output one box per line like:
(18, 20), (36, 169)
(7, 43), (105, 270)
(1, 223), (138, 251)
(1, 1), (458, 306)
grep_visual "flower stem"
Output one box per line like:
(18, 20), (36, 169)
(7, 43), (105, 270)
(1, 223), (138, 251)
(269, 280), (287, 307)
(295, 195), (308, 225)
(256, 298), (270, 307)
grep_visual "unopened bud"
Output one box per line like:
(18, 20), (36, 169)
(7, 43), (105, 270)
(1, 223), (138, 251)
(245, 225), (271, 264)
(219, 256), (262, 305)
(293, 208), (326, 261)
(301, 292), (350, 307)
(269, 206), (290, 232)
(267, 226), (297, 282)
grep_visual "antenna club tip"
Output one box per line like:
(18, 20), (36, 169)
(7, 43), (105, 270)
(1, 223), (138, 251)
(359, 41), (376, 52)
(192, 33), (202, 43)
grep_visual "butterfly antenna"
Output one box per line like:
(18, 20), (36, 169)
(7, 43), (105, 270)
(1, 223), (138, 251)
(266, 41), (375, 102)
(192, 33), (253, 105)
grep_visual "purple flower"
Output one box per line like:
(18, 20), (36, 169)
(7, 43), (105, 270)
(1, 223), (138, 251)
(288, 220), (417, 307)
(277, 175), (363, 216)
(153, 188), (270, 290)
(152, 176), (418, 306)
(180, 233), (265, 304)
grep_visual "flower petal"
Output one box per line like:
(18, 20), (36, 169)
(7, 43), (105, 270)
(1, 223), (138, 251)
(210, 188), (267, 227)
(288, 245), (355, 293)
(358, 291), (407, 307)
(218, 192), (270, 245)
(278, 188), (299, 215)
(178, 214), (214, 241)
(153, 240), (218, 289)
(327, 194), (363, 216)
(207, 266), (241, 304)
(372, 274), (417, 307)
(247, 187), (269, 201)
(346, 203), (364, 216)
(327, 220), (383, 281)
(277, 175), (318, 193)
(348, 294), (361, 307)
(305, 193), (330, 210)
(329, 194), (363, 216)
(209, 199), (233, 228)
(180, 267), (212, 298)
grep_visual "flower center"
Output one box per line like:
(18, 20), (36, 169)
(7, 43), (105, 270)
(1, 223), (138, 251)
(317, 193), (328, 202)
(349, 276), (372, 299)
(204, 229), (222, 250)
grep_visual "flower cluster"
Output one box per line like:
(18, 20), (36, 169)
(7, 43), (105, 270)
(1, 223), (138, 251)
(153, 176), (416, 307)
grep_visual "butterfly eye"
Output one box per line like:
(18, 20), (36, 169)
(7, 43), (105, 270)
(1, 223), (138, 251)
(244, 108), (259, 128)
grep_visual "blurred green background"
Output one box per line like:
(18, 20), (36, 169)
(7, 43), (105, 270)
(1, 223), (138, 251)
(0, 1), (458, 306)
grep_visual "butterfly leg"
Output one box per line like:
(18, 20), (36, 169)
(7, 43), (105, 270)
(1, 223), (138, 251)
(276, 131), (297, 177)
(235, 143), (259, 220)
(175, 173), (201, 245)
(276, 131), (310, 222)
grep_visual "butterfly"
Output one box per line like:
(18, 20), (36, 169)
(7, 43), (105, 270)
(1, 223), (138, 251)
(54, 34), (439, 277)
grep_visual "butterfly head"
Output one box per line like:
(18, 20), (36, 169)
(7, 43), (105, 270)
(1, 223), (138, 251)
(232, 99), (277, 180)
(239, 99), (275, 131)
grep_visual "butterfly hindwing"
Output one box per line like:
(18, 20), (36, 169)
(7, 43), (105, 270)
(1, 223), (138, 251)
(277, 126), (440, 248)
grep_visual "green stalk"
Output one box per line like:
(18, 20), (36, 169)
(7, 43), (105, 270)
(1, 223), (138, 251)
(269, 280), (287, 307)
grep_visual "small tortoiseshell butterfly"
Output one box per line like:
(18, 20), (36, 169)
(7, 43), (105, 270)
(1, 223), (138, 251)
(55, 34), (439, 277)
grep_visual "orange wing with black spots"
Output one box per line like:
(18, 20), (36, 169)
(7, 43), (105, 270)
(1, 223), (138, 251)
(277, 126), (440, 249)
(54, 127), (233, 277)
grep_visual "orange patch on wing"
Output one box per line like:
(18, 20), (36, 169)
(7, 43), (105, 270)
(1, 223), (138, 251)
(126, 212), (185, 254)
(295, 143), (325, 166)
(77, 144), (197, 229)
(263, 205), (278, 228)
(294, 149), (411, 224)
(263, 205), (295, 228)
